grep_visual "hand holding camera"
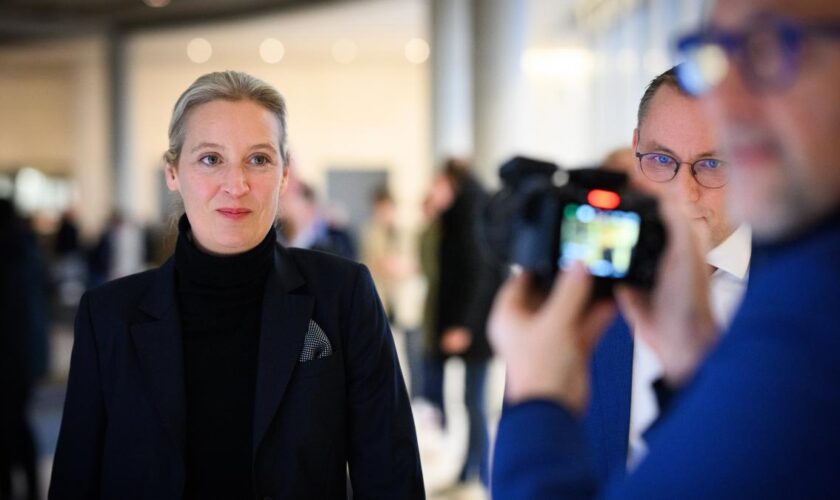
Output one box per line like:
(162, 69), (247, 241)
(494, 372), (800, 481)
(488, 262), (615, 413)
(486, 157), (719, 409)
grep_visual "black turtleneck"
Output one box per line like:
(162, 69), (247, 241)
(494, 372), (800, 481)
(174, 215), (275, 499)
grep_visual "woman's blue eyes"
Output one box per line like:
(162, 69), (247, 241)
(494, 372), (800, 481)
(198, 154), (272, 167)
(250, 155), (270, 166)
(199, 154), (221, 166)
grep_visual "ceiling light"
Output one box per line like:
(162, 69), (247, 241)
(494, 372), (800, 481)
(260, 38), (285, 64)
(404, 38), (430, 64)
(187, 38), (212, 64)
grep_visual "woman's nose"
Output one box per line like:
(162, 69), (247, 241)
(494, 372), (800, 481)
(223, 165), (250, 196)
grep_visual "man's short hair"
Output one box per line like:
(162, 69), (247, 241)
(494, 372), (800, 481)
(637, 66), (688, 127)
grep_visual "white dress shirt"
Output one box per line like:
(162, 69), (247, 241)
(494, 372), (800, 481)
(627, 224), (752, 468)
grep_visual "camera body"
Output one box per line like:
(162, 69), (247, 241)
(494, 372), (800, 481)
(483, 156), (666, 295)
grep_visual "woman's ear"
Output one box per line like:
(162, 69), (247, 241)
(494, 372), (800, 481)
(165, 163), (180, 192)
(278, 165), (290, 195)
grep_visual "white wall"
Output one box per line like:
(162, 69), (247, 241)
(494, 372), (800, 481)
(0, 37), (112, 239)
(0, 69), (72, 174)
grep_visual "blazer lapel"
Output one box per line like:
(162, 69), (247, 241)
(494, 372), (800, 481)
(130, 258), (186, 457)
(252, 246), (313, 458)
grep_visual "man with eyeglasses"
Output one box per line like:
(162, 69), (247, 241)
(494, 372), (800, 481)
(584, 66), (752, 483)
(489, 0), (840, 498)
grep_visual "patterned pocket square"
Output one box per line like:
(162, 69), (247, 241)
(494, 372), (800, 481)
(299, 320), (333, 362)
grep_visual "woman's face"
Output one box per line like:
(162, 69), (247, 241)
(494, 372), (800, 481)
(166, 99), (287, 255)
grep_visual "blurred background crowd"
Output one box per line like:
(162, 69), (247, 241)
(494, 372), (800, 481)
(0, 0), (706, 498)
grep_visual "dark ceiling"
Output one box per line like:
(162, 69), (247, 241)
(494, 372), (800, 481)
(0, 0), (341, 45)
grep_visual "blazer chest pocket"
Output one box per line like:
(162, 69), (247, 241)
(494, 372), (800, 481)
(294, 351), (341, 379)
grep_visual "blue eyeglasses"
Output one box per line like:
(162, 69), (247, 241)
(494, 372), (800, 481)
(675, 15), (840, 96)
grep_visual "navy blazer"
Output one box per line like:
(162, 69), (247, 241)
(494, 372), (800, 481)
(49, 244), (424, 499)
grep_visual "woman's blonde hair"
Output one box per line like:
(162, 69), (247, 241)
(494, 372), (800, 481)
(163, 70), (289, 167)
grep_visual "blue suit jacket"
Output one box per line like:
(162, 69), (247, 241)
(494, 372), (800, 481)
(492, 214), (840, 499)
(49, 245), (424, 499)
(582, 317), (633, 483)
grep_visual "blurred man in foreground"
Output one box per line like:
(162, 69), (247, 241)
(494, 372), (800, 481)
(490, 0), (840, 498)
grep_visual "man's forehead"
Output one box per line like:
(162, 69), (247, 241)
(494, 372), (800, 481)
(644, 86), (704, 128)
(711, 0), (840, 27)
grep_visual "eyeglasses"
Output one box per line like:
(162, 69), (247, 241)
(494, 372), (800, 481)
(675, 15), (840, 96)
(635, 152), (729, 189)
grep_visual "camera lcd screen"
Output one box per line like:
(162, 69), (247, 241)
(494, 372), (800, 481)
(559, 203), (641, 278)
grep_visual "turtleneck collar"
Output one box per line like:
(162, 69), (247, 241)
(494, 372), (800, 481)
(174, 214), (276, 290)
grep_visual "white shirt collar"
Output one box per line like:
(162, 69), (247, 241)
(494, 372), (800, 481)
(706, 224), (752, 281)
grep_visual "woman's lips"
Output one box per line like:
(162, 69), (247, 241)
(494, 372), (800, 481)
(216, 208), (252, 220)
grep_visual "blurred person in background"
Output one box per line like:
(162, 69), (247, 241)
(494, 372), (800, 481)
(52, 208), (87, 309)
(49, 70), (423, 499)
(360, 185), (425, 398)
(278, 160), (357, 261)
(421, 158), (504, 487)
(600, 147), (648, 192)
(600, 147), (636, 177)
(1, 198), (48, 500)
(361, 185), (399, 319)
(86, 211), (148, 288)
(490, 0), (840, 498)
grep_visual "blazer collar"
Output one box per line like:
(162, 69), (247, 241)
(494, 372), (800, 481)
(252, 244), (314, 459)
(138, 257), (177, 319)
(131, 244), (315, 466)
(131, 257), (185, 461)
(135, 242), (307, 318)
(270, 243), (306, 293)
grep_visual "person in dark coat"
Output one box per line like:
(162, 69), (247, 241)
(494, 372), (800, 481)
(421, 159), (503, 485)
(0, 198), (47, 500)
(49, 70), (423, 500)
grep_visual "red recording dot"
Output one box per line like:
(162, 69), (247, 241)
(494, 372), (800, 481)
(587, 189), (621, 209)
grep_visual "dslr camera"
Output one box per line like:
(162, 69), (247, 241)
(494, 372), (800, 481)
(482, 156), (666, 295)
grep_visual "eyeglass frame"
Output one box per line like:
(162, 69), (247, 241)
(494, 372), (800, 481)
(634, 151), (729, 189)
(675, 14), (840, 94)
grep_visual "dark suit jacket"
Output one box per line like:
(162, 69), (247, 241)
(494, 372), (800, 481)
(49, 244), (424, 500)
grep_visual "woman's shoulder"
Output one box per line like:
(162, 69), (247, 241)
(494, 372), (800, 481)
(284, 246), (367, 282)
(282, 246), (380, 297)
(83, 263), (169, 311)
